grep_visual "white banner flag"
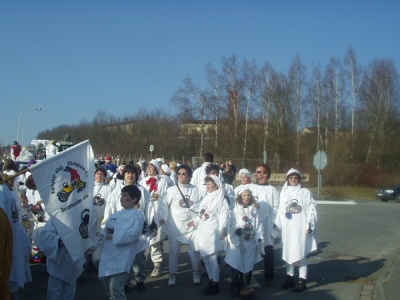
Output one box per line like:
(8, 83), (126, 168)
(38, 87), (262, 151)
(29, 140), (96, 262)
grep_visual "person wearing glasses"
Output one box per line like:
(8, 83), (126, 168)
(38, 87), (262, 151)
(159, 164), (202, 287)
(250, 164), (279, 287)
(274, 168), (317, 293)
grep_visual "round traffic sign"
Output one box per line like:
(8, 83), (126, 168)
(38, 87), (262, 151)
(149, 145), (154, 152)
(313, 150), (327, 170)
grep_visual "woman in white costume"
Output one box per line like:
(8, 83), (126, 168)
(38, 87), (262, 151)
(188, 175), (229, 295)
(274, 168), (317, 293)
(159, 164), (202, 287)
(225, 187), (263, 297)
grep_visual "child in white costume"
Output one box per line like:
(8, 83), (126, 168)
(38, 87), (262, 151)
(98, 184), (145, 300)
(225, 186), (263, 297)
(189, 175), (229, 295)
(39, 219), (85, 300)
(274, 168), (317, 293)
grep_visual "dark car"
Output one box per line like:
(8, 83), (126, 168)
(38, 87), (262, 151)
(376, 185), (400, 202)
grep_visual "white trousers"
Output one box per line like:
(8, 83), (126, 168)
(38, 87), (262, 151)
(168, 236), (200, 274)
(203, 253), (220, 282)
(47, 275), (76, 300)
(286, 257), (308, 279)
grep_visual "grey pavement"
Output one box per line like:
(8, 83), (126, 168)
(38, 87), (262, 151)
(18, 200), (400, 300)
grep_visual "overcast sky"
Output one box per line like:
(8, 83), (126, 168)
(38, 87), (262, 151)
(1, 0), (399, 146)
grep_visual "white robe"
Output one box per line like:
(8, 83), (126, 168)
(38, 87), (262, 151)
(98, 207), (144, 278)
(139, 175), (169, 245)
(225, 202), (263, 273)
(0, 184), (32, 292)
(38, 220), (85, 284)
(250, 183), (279, 246)
(160, 183), (202, 244)
(193, 187), (229, 256)
(92, 182), (113, 236)
(275, 183), (317, 264)
(102, 182), (150, 252)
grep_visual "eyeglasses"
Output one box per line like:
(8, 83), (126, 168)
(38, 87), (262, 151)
(255, 170), (263, 174)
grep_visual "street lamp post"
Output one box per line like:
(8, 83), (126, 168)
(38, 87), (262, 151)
(17, 108), (42, 143)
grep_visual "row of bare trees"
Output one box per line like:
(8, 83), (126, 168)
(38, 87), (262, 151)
(36, 48), (399, 186)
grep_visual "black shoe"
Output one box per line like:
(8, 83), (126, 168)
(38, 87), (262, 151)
(231, 284), (239, 297)
(136, 282), (145, 292)
(265, 278), (274, 287)
(280, 275), (295, 289)
(202, 282), (219, 296)
(292, 278), (307, 293)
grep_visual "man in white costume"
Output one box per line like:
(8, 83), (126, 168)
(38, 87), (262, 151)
(274, 168), (317, 293)
(250, 164), (279, 287)
(98, 185), (144, 300)
(139, 159), (169, 277)
(159, 164), (202, 286)
(102, 164), (151, 292)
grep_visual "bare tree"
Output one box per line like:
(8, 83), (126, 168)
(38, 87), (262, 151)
(172, 76), (208, 156)
(309, 63), (324, 151)
(360, 59), (398, 167)
(325, 57), (346, 161)
(206, 63), (223, 150)
(289, 56), (307, 165)
(241, 59), (259, 162)
(220, 55), (243, 152)
(344, 47), (363, 166)
(259, 62), (274, 162)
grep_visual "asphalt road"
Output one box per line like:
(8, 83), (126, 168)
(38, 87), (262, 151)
(19, 200), (400, 300)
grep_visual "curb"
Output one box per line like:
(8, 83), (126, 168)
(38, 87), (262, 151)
(372, 249), (400, 300)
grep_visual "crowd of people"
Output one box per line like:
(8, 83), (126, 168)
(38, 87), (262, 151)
(0, 151), (318, 300)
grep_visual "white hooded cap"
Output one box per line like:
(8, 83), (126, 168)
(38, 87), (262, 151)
(161, 164), (171, 175)
(148, 159), (161, 174)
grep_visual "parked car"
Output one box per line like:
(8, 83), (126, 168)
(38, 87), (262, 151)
(376, 185), (400, 202)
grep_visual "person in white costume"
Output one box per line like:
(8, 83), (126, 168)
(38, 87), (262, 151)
(90, 168), (113, 268)
(190, 152), (214, 187)
(46, 140), (58, 158)
(102, 164), (151, 292)
(188, 175), (229, 295)
(225, 187), (263, 297)
(274, 168), (317, 293)
(250, 164), (279, 287)
(199, 164), (234, 210)
(234, 168), (253, 197)
(159, 164), (202, 286)
(38, 219), (86, 300)
(139, 159), (169, 278)
(98, 185), (145, 300)
(0, 173), (32, 300)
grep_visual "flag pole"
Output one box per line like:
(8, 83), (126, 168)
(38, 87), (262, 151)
(0, 168), (30, 185)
